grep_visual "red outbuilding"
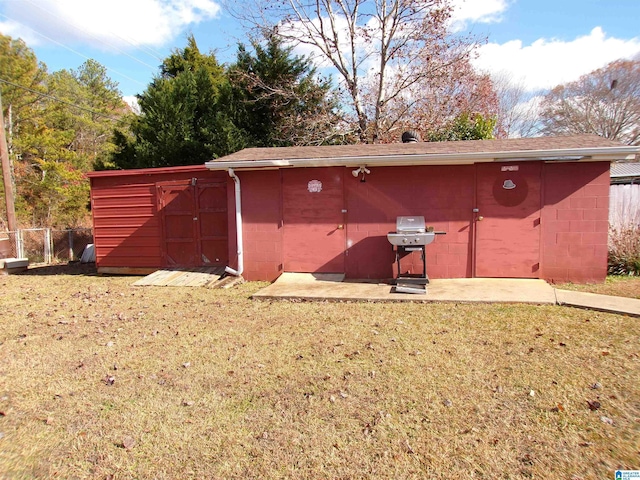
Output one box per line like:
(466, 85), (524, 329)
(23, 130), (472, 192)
(88, 135), (639, 284)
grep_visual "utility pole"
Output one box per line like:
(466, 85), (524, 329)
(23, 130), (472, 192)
(0, 91), (17, 232)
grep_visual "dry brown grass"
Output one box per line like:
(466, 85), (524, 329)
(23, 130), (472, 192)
(556, 276), (640, 299)
(1, 265), (639, 479)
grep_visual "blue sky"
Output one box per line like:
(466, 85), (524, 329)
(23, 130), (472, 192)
(0, 0), (638, 102)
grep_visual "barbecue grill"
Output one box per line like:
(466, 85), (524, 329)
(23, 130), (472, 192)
(387, 216), (445, 294)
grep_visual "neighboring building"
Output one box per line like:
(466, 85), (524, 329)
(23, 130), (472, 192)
(610, 162), (640, 229)
(89, 135), (639, 284)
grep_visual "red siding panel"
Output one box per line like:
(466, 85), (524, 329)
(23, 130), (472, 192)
(90, 168), (227, 270)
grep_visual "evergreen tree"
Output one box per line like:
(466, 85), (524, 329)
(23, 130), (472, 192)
(109, 36), (242, 169)
(229, 34), (341, 147)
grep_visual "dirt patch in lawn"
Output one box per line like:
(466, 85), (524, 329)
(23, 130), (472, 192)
(556, 276), (640, 299)
(0, 270), (638, 479)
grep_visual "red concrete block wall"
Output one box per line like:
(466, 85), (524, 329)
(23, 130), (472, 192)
(540, 162), (610, 283)
(233, 170), (283, 281)
(344, 165), (474, 280)
(238, 165), (475, 281)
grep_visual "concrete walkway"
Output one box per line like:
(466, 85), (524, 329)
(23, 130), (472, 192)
(555, 289), (640, 317)
(252, 273), (640, 316)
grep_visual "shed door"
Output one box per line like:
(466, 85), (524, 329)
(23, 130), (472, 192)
(158, 181), (228, 268)
(282, 168), (346, 273)
(475, 163), (541, 278)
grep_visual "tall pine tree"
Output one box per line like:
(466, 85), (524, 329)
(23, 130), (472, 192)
(109, 36), (242, 169)
(229, 34), (341, 147)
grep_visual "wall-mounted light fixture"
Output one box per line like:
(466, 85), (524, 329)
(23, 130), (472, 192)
(352, 166), (371, 182)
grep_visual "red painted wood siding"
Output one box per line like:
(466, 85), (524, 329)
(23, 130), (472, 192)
(91, 182), (160, 267)
(90, 167), (227, 270)
(239, 166), (475, 281)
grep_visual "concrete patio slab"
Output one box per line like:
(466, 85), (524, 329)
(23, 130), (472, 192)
(252, 273), (557, 304)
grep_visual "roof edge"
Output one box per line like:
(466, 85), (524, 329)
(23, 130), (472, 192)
(205, 145), (639, 171)
(87, 164), (208, 178)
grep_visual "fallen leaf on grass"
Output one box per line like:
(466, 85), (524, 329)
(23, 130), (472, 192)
(587, 400), (601, 411)
(600, 416), (614, 425)
(550, 403), (565, 413)
(121, 436), (136, 450)
(403, 439), (414, 454)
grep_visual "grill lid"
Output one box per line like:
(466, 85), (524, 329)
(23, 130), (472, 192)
(396, 216), (425, 233)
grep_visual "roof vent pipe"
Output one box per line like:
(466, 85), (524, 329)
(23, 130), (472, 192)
(225, 168), (244, 277)
(402, 131), (420, 143)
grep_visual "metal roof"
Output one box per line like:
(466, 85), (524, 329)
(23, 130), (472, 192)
(611, 162), (640, 178)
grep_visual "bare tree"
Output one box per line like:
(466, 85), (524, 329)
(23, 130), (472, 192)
(539, 59), (640, 146)
(491, 71), (541, 138)
(227, 0), (486, 143)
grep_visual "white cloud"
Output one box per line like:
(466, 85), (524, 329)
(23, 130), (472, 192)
(473, 27), (640, 92)
(0, 0), (221, 49)
(449, 0), (510, 31)
(123, 95), (141, 114)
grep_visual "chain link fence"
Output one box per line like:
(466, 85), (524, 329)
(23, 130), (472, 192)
(0, 228), (93, 265)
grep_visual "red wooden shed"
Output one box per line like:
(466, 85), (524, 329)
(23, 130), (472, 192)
(89, 135), (639, 283)
(88, 165), (229, 274)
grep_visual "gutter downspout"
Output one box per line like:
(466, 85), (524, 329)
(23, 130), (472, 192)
(225, 168), (243, 276)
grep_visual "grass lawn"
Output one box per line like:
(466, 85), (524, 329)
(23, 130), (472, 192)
(556, 276), (640, 300)
(1, 266), (638, 479)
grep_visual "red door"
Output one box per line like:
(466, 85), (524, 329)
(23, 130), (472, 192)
(158, 181), (228, 268)
(475, 163), (541, 278)
(159, 183), (197, 267)
(282, 168), (346, 273)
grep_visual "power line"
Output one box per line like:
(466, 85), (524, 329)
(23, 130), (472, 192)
(21, 0), (160, 70)
(0, 77), (125, 121)
(0, 13), (148, 88)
